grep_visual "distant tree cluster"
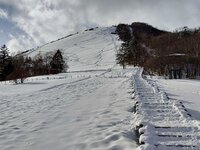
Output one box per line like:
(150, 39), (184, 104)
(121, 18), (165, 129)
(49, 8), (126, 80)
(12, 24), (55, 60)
(143, 27), (200, 78)
(116, 22), (200, 79)
(0, 46), (68, 83)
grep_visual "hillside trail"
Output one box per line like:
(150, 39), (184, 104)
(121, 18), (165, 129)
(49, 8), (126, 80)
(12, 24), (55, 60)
(133, 68), (200, 150)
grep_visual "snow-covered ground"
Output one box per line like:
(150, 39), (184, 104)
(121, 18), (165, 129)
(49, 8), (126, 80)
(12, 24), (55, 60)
(156, 79), (200, 121)
(0, 69), (138, 150)
(4, 25), (200, 150)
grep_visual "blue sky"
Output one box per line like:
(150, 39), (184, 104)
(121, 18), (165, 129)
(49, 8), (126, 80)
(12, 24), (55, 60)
(1, 0), (200, 53)
(0, 3), (20, 47)
(0, 18), (26, 47)
(0, 18), (11, 46)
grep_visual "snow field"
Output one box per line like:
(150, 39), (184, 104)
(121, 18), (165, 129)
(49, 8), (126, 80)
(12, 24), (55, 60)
(0, 68), (138, 150)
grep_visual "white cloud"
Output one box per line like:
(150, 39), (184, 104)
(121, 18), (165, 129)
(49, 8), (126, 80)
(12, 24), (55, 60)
(1, 0), (200, 52)
(5, 0), (86, 50)
(6, 34), (36, 54)
(0, 8), (7, 18)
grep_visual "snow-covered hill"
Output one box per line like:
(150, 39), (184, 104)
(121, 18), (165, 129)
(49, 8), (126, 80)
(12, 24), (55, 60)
(0, 26), (140, 150)
(1, 24), (200, 149)
(24, 27), (121, 71)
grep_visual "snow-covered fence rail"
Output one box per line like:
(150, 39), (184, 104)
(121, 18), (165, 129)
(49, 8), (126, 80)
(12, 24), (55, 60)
(132, 68), (200, 150)
(0, 73), (95, 85)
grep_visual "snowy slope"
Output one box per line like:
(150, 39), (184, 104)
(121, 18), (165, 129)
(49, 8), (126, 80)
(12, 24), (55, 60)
(24, 27), (121, 71)
(0, 26), (140, 150)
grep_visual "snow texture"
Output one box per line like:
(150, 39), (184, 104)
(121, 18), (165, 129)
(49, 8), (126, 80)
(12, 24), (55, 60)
(0, 69), (138, 150)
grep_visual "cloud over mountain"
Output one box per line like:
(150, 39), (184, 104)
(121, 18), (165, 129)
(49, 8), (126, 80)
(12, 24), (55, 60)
(0, 0), (200, 52)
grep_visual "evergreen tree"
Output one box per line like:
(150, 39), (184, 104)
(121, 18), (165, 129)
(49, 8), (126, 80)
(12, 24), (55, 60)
(0, 45), (13, 80)
(116, 38), (139, 68)
(116, 42), (129, 68)
(0, 45), (10, 64)
(50, 50), (66, 74)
